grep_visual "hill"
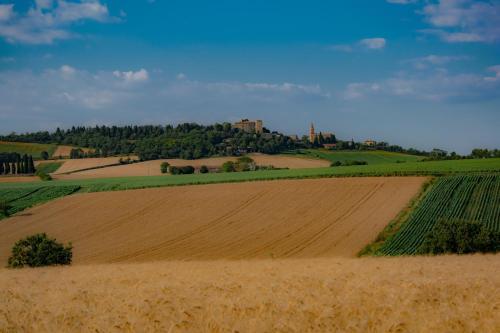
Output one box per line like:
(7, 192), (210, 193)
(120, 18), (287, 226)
(0, 141), (56, 159)
(0, 177), (425, 264)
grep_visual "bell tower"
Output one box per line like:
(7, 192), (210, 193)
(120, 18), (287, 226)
(309, 123), (315, 143)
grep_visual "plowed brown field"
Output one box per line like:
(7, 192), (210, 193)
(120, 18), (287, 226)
(56, 154), (329, 179)
(0, 255), (498, 332)
(53, 156), (137, 175)
(0, 177), (425, 264)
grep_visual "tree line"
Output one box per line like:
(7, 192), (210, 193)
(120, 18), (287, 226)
(0, 153), (36, 175)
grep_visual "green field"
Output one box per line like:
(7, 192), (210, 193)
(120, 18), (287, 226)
(288, 149), (423, 165)
(0, 186), (80, 219)
(378, 174), (500, 255)
(35, 162), (63, 174)
(0, 141), (57, 159)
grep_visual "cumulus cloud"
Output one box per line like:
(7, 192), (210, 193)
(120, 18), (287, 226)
(0, 0), (115, 44)
(405, 54), (469, 69)
(419, 0), (500, 43)
(359, 38), (386, 49)
(342, 67), (500, 102)
(0, 67), (330, 132)
(113, 69), (149, 83)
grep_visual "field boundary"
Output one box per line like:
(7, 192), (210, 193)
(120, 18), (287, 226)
(358, 177), (436, 256)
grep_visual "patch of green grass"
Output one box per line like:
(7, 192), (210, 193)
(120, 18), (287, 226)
(288, 149), (423, 165)
(35, 162), (63, 174)
(0, 186), (80, 219)
(0, 141), (57, 159)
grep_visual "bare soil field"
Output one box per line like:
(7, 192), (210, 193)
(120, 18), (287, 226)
(52, 145), (91, 158)
(57, 154), (330, 179)
(0, 176), (39, 183)
(53, 156), (137, 175)
(0, 255), (498, 332)
(0, 177), (425, 264)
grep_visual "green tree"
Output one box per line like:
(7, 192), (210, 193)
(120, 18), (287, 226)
(200, 165), (209, 173)
(41, 151), (49, 160)
(8, 233), (73, 268)
(160, 161), (170, 174)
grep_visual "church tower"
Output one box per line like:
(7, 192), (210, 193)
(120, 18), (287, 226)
(309, 123), (315, 143)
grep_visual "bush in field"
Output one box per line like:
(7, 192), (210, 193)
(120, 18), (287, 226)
(169, 165), (195, 175)
(160, 162), (170, 174)
(200, 165), (209, 173)
(222, 161), (236, 172)
(418, 218), (500, 255)
(8, 233), (72, 268)
(41, 151), (49, 160)
(330, 161), (342, 167)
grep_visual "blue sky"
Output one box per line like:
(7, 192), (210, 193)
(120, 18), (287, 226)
(0, 0), (499, 153)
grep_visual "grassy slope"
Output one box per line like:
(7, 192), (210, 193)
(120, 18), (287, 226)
(0, 141), (57, 159)
(35, 162), (64, 174)
(287, 149), (423, 164)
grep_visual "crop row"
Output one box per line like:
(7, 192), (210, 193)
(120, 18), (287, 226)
(379, 174), (500, 255)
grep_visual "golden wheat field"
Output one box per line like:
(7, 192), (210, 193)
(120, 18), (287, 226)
(0, 177), (425, 264)
(0, 255), (499, 332)
(55, 153), (330, 179)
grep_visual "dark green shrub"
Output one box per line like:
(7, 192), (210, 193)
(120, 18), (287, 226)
(8, 233), (72, 268)
(160, 161), (170, 174)
(200, 165), (209, 173)
(418, 218), (500, 255)
(169, 165), (194, 175)
(330, 161), (342, 167)
(222, 161), (236, 172)
(41, 151), (49, 160)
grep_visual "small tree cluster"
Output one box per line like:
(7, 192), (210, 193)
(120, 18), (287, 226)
(169, 165), (195, 175)
(418, 218), (500, 255)
(330, 160), (368, 167)
(160, 161), (170, 174)
(0, 153), (36, 175)
(8, 233), (73, 268)
(222, 157), (256, 172)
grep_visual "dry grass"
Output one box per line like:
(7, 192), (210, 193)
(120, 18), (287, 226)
(0, 177), (425, 264)
(52, 145), (92, 158)
(0, 255), (498, 332)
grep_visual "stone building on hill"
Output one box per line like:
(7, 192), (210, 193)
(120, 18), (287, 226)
(233, 119), (263, 134)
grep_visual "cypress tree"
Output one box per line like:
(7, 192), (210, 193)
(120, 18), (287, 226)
(0, 162), (3, 174)
(5, 161), (10, 174)
(22, 154), (28, 174)
(28, 156), (35, 174)
(16, 154), (21, 174)
(11, 162), (16, 175)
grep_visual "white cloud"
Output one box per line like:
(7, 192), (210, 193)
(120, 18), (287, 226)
(113, 69), (149, 83)
(484, 65), (500, 82)
(0, 4), (13, 22)
(342, 67), (500, 102)
(0, 1), (115, 44)
(420, 0), (500, 43)
(359, 38), (386, 49)
(405, 54), (469, 69)
(0, 67), (330, 131)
